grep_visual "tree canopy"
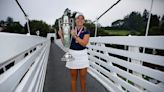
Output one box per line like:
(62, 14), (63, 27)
(0, 17), (54, 37)
(110, 9), (163, 35)
(25, 20), (52, 37)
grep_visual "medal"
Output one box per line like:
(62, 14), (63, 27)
(75, 27), (83, 43)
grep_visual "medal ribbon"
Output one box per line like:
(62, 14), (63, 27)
(75, 27), (83, 36)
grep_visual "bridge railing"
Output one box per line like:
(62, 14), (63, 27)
(87, 36), (164, 92)
(0, 33), (50, 92)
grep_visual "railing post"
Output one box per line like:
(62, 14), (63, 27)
(94, 19), (98, 37)
(128, 46), (144, 90)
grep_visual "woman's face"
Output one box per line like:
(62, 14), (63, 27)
(75, 15), (85, 27)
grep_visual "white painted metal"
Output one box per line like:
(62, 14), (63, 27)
(94, 19), (98, 37)
(88, 45), (164, 66)
(87, 36), (164, 92)
(90, 60), (141, 92)
(88, 49), (164, 83)
(89, 53), (164, 92)
(0, 32), (48, 64)
(0, 32), (50, 92)
(89, 36), (164, 50)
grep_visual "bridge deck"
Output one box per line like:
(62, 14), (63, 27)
(43, 42), (108, 92)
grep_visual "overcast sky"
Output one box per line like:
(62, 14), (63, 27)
(0, 0), (164, 26)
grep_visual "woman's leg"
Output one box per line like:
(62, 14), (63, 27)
(79, 68), (87, 92)
(70, 69), (78, 92)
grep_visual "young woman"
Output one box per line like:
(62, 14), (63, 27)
(59, 12), (90, 92)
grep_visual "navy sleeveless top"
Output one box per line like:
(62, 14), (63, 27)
(70, 28), (90, 50)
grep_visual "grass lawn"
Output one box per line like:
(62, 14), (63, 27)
(100, 30), (140, 36)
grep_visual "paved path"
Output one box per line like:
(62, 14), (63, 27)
(43, 42), (108, 92)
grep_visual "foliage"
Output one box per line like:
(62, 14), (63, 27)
(150, 14), (160, 28)
(52, 19), (59, 30)
(123, 12), (145, 31)
(111, 9), (163, 35)
(6, 22), (25, 34)
(1, 17), (26, 34)
(111, 19), (124, 29)
(98, 30), (139, 36)
(84, 20), (95, 37)
(0, 17), (53, 37)
(25, 20), (51, 37)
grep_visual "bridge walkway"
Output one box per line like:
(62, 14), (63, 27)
(43, 42), (108, 92)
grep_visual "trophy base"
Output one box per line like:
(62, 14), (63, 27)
(61, 52), (75, 62)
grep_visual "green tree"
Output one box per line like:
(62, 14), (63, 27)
(148, 14), (161, 35)
(52, 19), (59, 30)
(111, 19), (124, 29)
(25, 20), (51, 37)
(52, 19), (60, 38)
(7, 22), (25, 34)
(140, 10), (161, 35)
(6, 17), (14, 23)
(84, 20), (95, 37)
(150, 14), (160, 28)
(159, 15), (164, 35)
(142, 9), (149, 22)
(5, 17), (25, 34)
(123, 12), (145, 31)
(0, 20), (6, 31)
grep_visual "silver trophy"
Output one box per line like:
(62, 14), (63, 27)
(59, 9), (75, 62)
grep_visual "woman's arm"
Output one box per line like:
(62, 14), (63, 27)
(71, 29), (90, 47)
(74, 34), (90, 47)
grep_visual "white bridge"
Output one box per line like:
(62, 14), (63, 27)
(0, 32), (164, 92)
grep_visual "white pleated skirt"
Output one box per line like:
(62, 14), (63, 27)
(66, 49), (89, 69)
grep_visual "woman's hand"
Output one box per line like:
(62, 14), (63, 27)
(71, 29), (77, 39)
